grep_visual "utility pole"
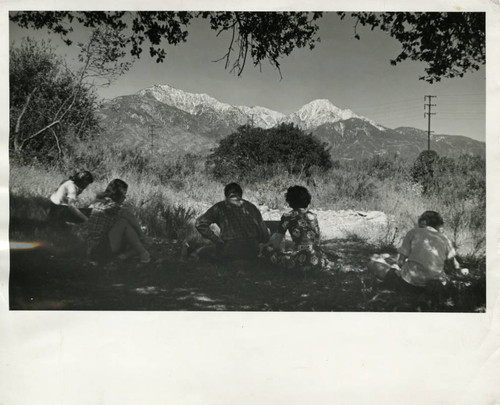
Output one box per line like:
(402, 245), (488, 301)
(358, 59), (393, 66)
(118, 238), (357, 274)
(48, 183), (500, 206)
(424, 95), (437, 151)
(148, 124), (157, 150)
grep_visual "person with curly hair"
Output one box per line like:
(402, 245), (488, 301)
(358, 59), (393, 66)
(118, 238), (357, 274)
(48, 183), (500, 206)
(262, 185), (333, 272)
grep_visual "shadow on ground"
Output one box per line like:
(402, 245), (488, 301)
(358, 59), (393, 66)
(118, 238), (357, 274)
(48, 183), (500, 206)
(8, 194), (486, 312)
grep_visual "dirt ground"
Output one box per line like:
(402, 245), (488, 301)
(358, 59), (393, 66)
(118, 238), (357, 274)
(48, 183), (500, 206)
(9, 229), (486, 312)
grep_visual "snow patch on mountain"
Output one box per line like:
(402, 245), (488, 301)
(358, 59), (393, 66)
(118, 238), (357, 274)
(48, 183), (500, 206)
(237, 105), (284, 129)
(134, 84), (386, 131)
(283, 99), (385, 131)
(138, 84), (234, 115)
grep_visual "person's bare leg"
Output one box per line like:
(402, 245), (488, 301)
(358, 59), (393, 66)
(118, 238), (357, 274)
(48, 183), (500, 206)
(124, 225), (150, 263)
(108, 218), (150, 262)
(108, 218), (127, 253)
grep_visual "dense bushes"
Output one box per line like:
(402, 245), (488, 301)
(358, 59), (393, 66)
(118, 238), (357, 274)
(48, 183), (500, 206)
(10, 135), (486, 257)
(207, 124), (333, 180)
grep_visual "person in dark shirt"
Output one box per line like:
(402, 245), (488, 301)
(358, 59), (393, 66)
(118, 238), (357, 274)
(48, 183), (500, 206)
(195, 183), (269, 261)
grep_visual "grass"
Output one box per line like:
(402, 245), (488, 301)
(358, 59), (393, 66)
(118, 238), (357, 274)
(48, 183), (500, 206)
(10, 154), (485, 255)
(8, 152), (486, 312)
(9, 194), (486, 312)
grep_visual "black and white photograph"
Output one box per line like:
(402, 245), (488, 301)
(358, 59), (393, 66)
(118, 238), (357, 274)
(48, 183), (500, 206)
(8, 10), (487, 311)
(2, 1), (500, 404)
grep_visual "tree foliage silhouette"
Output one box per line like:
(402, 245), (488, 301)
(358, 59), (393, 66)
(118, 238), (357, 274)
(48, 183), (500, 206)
(11, 11), (485, 81)
(339, 12), (485, 83)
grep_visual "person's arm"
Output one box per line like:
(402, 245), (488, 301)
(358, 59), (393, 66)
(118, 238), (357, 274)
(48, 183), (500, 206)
(195, 205), (224, 245)
(66, 183), (89, 221)
(450, 257), (466, 273)
(268, 232), (285, 251)
(251, 204), (270, 243)
(397, 229), (413, 267)
(444, 235), (469, 275)
(310, 214), (321, 240)
(397, 253), (408, 268)
(266, 213), (289, 250)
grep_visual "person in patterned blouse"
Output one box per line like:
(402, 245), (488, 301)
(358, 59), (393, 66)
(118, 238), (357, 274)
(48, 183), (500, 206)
(263, 185), (333, 272)
(84, 179), (150, 263)
(195, 182), (269, 261)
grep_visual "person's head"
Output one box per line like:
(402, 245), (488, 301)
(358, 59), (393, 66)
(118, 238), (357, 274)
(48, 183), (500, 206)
(418, 211), (444, 231)
(70, 170), (94, 190)
(101, 179), (128, 203)
(285, 185), (311, 210)
(224, 182), (243, 200)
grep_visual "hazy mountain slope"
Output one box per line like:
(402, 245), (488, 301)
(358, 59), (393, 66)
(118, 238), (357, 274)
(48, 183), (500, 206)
(97, 84), (485, 160)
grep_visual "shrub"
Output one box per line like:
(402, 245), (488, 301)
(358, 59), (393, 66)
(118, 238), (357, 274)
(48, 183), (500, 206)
(207, 123), (333, 181)
(411, 150), (439, 192)
(161, 205), (197, 240)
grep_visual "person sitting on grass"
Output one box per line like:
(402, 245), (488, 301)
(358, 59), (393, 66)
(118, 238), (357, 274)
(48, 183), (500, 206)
(373, 210), (468, 291)
(194, 182), (270, 261)
(48, 170), (94, 224)
(261, 185), (333, 272)
(84, 179), (150, 264)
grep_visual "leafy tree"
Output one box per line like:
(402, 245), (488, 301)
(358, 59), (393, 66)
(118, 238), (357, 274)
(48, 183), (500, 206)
(412, 150), (485, 200)
(10, 39), (97, 160)
(339, 12), (485, 83)
(10, 11), (485, 81)
(10, 28), (130, 162)
(411, 150), (439, 192)
(207, 123), (332, 180)
(10, 11), (322, 78)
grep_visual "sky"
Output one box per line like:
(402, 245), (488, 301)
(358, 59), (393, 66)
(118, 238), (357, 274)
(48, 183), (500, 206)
(10, 12), (486, 141)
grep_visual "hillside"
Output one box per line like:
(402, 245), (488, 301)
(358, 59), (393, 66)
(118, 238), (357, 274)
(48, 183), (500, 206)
(98, 84), (485, 160)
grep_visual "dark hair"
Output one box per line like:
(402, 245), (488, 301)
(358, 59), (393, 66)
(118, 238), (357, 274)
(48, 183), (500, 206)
(418, 211), (444, 230)
(224, 182), (243, 198)
(69, 170), (94, 189)
(98, 179), (128, 203)
(285, 185), (311, 209)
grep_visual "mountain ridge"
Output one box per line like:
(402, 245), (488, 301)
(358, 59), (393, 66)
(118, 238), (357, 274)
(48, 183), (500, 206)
(98, 84), (485, 160)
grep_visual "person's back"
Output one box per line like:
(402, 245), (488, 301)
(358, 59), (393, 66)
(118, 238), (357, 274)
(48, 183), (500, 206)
(280, 209), (320, 250)
(50, 179), (78, 206)
(48, 171), (93, 224)
(371, 211), (467, 291)
(206, 198), (267, 242)
(262, 185), (333, 272)
(398, 226), (455, 286)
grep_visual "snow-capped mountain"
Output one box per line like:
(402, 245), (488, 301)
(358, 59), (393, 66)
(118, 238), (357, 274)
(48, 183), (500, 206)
(283, 99), (386, 131)
(137, 84), (284, 129)
(138, 84), (235, 115)
(135, 84), (378, 130)
(236, 105), (284, 129)
(98, 84), (485, 159)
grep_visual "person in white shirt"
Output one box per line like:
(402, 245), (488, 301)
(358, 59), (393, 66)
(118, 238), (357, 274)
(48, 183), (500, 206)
(48, 170), (94, 224)
(378, 211), (468, 291)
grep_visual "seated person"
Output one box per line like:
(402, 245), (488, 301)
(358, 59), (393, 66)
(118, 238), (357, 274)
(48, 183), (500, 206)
(374, 211), (468, 290)
(84, 179), (150, 264)
(194, 182), (269, 261)
(48, 170), (94, 224)
(262, 185), (333, 272)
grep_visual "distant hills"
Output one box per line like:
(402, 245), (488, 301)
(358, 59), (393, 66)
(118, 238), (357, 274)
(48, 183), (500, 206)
(98, 84), (485, 160)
